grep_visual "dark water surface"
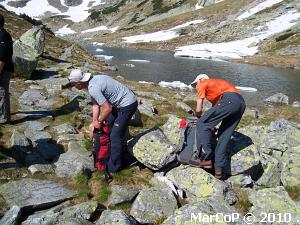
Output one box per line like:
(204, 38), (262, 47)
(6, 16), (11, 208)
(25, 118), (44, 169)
(84, 45), (300, 106)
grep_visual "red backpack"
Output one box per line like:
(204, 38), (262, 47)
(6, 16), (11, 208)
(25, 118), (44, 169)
(92, 122), (111, 171)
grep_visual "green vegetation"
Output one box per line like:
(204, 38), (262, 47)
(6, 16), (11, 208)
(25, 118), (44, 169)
(151, 0), (185, 15)
(234, 188), (253, 214)
(84, 138), (92, 152)
(137, 0), (148, 8)
(285, 186), (300, 201)
(19, 13), (54, 35)
(89, 0), (128, 20)
(112, 167), (152, 186)
(90, 171), (111, 204)
(153, 216), (168, 225)
(110, 202), (132, 214)
(74, 174), (91, 200)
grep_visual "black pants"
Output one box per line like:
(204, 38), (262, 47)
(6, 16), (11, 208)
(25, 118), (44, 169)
(196, 92), (245, 169)
(0, 71), (11, 123)
(106, 101), (138, 173)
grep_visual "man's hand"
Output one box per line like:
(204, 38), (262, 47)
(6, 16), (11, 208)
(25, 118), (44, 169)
(93, 120), (102, 130)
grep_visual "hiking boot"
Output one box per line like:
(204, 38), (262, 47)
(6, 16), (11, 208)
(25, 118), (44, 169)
(189, 158), (212, 169)
(214, 168), (225, 180)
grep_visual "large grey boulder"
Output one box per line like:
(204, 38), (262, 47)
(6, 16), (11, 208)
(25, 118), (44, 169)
(13, 26), (45, 78)
(19, 90), (47, 107)
(166, 165), (237, 205)
(37, 77), (69, 96)
(54, 142), (95, 178)
(249, 187), (300, 224)
(0, 179), (76, 209)
(96, 210), (136, 225)
(0, 206), (21, 225)
(23, 201), (97, 225)
(130, 129), (176, 170)
(23, 121), (48, 132)
(130, 187), (178, 224)
(108, 185), (140, 207)
(264, 93), (289, 105)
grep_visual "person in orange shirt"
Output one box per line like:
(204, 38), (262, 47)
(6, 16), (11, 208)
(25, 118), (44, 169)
(190, 74), (246, 180)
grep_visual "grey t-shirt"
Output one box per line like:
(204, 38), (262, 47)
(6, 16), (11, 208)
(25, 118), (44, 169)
(88, 75), (137, 108)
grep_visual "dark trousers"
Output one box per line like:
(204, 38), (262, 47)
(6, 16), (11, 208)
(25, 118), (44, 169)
(0, 71), (11, 123)
(196, 92), (245, 169)
(106, 101), (138, 173)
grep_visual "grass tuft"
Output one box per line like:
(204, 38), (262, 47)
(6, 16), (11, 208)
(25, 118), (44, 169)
(91, 171), (112, 204)
(153, 216), (168, 225)
(234, 188), (252, 214)
(74, 174), (91, 200)
(285, 186), (300, 201)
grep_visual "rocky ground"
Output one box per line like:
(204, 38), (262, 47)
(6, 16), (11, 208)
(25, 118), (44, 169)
(0, 4), (300, 225)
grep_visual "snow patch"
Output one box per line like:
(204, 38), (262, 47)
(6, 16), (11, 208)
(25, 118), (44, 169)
(123, 19), (204, 43)
(55, 25), (76, 36)
(159, 81), (191, 90)
(81, 26), (118, 33)
(139, 81), (155, 85)
(128, 59), (150, 63)
(94, 55), (114, 60)
(95, 48), (104, 52)
(92, 42), (104, 46)
(236, 86), (258, 92)
(237, 0), (284, 20)
(175, 10), (300, 60)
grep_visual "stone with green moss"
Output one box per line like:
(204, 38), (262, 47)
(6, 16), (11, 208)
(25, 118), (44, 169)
(131, 129), (176, 170)
(256, 154), (281, 187)
(166, 165), (236, 205)
(130, 187), (178, 224)
(281, 145), (300, 188)
(249, 187), (300, 224)
(162, 201), (243, 225)
(96, 210), (135, 225)
(161, 115), (182, 145)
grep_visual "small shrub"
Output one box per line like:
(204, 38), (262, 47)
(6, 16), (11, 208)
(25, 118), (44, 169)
(19, 13), (42, 25)
(153, 216), (168, 225)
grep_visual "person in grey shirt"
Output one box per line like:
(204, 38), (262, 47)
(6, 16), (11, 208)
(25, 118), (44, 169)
(68, 68), (138, 173)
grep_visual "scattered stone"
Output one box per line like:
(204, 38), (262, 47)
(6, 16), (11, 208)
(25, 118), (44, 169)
(28, 164), (55, 175)
(243, 108), (260, 118)
(137, 98), (158, 119)
(227, 174), (253, 187)
(130, 129), (176, 170)
(130, 187), (178, 224)
(54, 142), (95, 178)
(108, 185), (140, 207)
(0, 205), (21, 225)
(19, 89), (46, 106)
(150, 172), (179, 197)
(53, 123), (77, 135)
(264, 93), (289, 105)
(176, 101), (193, 113)
(96, 210), (135, 225)
(292, 101), (300, 107)
(24, 130), (52, 146)
(24, 120), (48, 132)
(57, 133), (85, 146)
(10, 130), (31, 153)
(23, 201), (97, 225)
(135, 91), (166, 101)
(0, 179), (76, 209)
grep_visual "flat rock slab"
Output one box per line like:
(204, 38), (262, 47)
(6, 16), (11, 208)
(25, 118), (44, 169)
(108, 185), (140, 207)
(0, 179), (77, 210)
(0, 205), (21, 225)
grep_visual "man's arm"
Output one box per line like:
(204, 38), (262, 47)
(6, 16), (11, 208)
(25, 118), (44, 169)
(0, 61), (5, 74)
(92, 100), (112, 129)
(195, 98), (204, 117)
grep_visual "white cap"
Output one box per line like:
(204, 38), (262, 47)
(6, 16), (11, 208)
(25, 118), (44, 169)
(190, 74), (210, 88)
(68, 68), (91, 83)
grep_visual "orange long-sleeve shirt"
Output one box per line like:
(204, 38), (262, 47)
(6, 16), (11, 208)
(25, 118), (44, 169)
(196, 78), (240, 105)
